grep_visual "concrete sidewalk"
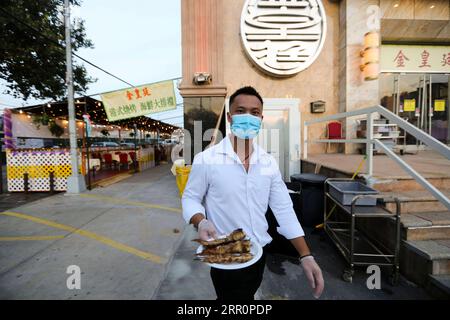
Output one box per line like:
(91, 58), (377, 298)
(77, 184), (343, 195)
(0, 162), (434, 300)
(0, 164), (185, 299)
(155, 226), (432, 300)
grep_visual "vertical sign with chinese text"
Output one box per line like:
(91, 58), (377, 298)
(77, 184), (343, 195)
(101, 80), (176, 121)
(381, 45), (450, 73)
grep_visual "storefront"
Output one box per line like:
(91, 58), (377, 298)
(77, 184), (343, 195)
(4, 96), (177, 191)
(180, 0), (450, 180)
(379, 45), (450, 145)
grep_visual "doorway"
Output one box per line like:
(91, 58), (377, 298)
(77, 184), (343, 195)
(380, 73), (450, 145)
(256, 109), (288, 178)
(225, 98), (301, 181)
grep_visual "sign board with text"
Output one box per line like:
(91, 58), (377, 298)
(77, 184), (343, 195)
(434, 100), (446, 112)
(101, 80), (176, 121)
(404, 99), (416, 112)
(381, 45), (450, 73)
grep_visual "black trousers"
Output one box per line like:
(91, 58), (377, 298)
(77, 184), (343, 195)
(210, 249), (266, 300)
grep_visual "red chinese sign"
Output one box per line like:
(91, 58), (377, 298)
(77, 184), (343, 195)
(442, 53), (450, 67)
(419, 50), (431, 68)
(393, 50), (409, 68)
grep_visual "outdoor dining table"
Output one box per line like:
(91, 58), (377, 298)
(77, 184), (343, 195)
(87, 158), (101, 170)
(114, 154), (121, 163)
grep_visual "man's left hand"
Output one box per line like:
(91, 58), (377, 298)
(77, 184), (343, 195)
(300, 256), (324, 299)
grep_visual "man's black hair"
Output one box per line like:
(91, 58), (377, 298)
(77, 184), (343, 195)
(229, 86), (263, 108)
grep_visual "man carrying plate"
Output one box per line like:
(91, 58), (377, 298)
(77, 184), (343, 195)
(182, 86), (324, 300)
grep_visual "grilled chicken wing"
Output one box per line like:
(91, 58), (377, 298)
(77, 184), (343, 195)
(197, 240), (251, 255)
(193, 228), (246, 247)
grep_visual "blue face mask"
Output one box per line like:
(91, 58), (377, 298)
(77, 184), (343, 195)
(230, 114), (262, 139)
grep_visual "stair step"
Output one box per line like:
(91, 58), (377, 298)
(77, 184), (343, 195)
(381, 190), (450, 214)
(371, 177), (450, 192)
(401, 214), (432, 227)
(400, 239), (450, 290)
(403, 240), (450, 275)
(427, 275), (450, 299)
(405, 226), (450, 241)
(413, 212), (450, 225)
(401, 212), (450, 240)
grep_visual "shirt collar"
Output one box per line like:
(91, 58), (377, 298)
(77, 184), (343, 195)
(216, 135), (267, 163)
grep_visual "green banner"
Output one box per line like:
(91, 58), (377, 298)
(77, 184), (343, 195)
(101, 80), (176, 121)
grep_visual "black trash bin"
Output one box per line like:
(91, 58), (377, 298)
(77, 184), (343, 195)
(290, 173), (328, 228)
(265, 184), (302, 257)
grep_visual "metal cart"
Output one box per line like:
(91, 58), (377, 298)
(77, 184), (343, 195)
(323, 178), (401, 285)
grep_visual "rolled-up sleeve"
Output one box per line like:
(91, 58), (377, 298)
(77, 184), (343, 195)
(269, 164), (305, 240)
(181, 153), (208, 224)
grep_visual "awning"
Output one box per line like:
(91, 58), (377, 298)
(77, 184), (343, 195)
(12, 96), (178, 134)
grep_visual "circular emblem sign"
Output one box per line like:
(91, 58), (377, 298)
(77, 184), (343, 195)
(241, 0), (327, 77)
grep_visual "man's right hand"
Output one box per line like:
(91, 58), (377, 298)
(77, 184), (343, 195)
(198, 219), (218, 240)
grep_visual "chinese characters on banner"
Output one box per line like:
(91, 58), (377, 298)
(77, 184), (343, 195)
(101, 80), (176, 122)
(381, 45), (450, 73)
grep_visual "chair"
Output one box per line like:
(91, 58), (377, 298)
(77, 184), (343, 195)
(326, 121), (343, 153)
(118, 153), (131, 170)
(90, 153), (100, 170)
(103, 153), (114, 169)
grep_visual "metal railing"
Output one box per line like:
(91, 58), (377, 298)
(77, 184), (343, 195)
(303, 105), (450, 211)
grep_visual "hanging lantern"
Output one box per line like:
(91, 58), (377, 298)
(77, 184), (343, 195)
(363, 62), (379, 81)
(360, 31), (380, 81)
(364, 31), (379, 48)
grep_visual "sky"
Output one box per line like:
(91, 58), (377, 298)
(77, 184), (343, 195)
(0, 0), (183, 125)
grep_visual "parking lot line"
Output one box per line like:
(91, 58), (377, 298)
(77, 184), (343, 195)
(0, 235), (65, 241)
(1, 211), (165, 264)
(78, 193), (182, 213)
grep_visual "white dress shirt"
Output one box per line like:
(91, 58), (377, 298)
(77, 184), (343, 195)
(182, 135), (304, 247)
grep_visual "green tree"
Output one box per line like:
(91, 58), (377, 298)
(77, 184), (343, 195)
(0, 0), (95, 101)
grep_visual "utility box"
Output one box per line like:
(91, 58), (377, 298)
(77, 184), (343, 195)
(310, 100), (326, 113)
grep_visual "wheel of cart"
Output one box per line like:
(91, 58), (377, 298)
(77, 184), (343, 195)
(342, 267), (354, 283)
(389, 265), (400, 286)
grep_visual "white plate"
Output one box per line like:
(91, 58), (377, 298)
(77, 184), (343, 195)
(196, 240), (263, 270)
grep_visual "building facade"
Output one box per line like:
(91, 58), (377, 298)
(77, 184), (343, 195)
(180, 0), (450, 179)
